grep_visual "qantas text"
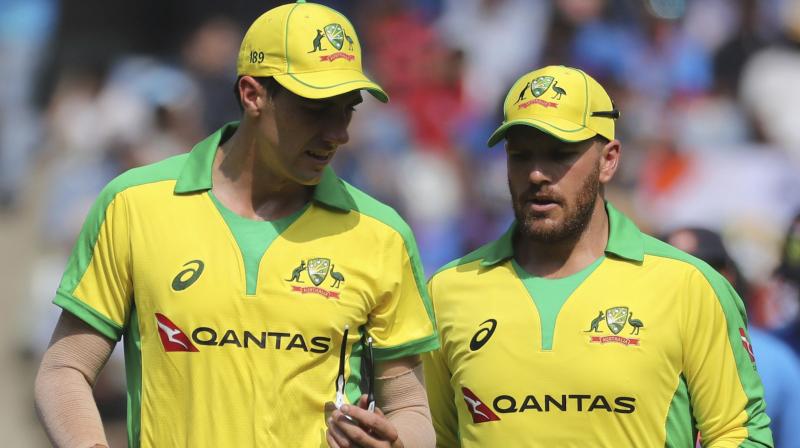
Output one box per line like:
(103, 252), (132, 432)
(191, 327), (331, 353)
(492, 394), (636, 414)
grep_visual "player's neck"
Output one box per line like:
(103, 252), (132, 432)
(513, 200), (609, 278)
(211, 126), (311, 221)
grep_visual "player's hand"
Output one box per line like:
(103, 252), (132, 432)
(325, 395), (403, 448)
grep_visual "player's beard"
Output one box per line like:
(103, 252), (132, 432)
(511, 163), (601, 243)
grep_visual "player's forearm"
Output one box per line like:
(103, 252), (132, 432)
(35, 364), (108, 448)
(34, 312), (114, 448)
(377, 363), (436, 448)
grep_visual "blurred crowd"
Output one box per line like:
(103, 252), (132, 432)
(2, 0), (800, 446)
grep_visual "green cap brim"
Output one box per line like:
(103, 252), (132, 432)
(274, 70), (388, 103)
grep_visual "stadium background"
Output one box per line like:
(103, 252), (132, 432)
(1, 0), (799, 445)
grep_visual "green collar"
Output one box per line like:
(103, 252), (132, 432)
(480, 201), (645, 267)
(174, 122), (355, 212)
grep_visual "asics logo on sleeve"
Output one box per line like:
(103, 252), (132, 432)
(171, 260), (205, 291)
(469, 319), (498, 351)
(155, 313), (199, 352)
(461, 387), (501, 423)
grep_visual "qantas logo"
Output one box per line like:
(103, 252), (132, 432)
(155, 313), (198, 352)
(461, 386), (637, 417)
(153, 313), (332, 354)
(740, 328), (756, 363)
(461, 387), (500, 423)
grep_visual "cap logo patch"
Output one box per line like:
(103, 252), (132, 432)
(531, 76), (554, 98)
(515, 76), (562, 110)
(324, 23), (345, 50)
(310, 23), (355, 62)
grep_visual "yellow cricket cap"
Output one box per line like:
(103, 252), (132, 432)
(487, 65), (618, 146)
(236, 1), (388, 102)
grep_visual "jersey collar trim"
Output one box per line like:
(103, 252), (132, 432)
(480, 201), (644, 267)
(604, 202), (645, 262)
(174, 122), (355, 212)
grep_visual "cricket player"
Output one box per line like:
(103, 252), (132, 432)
(422, 65), (773, 447)
(34, 2), (437, 447)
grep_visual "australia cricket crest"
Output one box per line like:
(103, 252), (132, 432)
(531, 76), (554, 97)
(585, 306), (643, 346)
(307, 258), (331, 286)
(605, 307), (629, 335)
(324, 24), (345, 50)
(286, 257), (345, 299)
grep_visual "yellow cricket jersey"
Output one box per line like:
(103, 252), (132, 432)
(423, 203), (773, 447)
(54, 123), (438, 447)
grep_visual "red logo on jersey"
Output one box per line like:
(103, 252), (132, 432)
(155, 313), (198, 352)
(740, 328), (755, 362)
(461, 387), (500, 423)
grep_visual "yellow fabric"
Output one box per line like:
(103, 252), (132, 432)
(487, 65), (616, 145)
(55, 173), (436, 447)
(72, 193), (132, 329)
(236, 2), (388, 102)
(424, 253), (762, 447)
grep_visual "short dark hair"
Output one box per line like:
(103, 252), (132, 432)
(593, 134), (610, 146)
(233, 76), (283, 111)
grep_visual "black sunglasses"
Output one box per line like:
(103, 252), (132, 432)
(335, 326), (376, 413)
(591, 109), (620, 119)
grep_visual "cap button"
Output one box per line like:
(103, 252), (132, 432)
(296, 0), (307, 3)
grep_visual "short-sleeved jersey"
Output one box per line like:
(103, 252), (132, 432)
(54, 123), (439, 447)
(423, 203), (773, 447)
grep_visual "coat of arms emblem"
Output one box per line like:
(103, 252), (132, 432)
(324, 24), (345, 51)
(307, 258), (331, 286)
(531, 76), (554, 98)
(605, 307), (629, 335)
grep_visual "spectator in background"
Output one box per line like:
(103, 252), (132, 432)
(0, 0), (58, 209)
(571, 1), (712, 102)
(773, 212), (800, 357)
(181, 17), (242, 133)
(712, 0), (768, 97)
(739, 0), (800, 163)
(437, 0), (552, 116)
(666, 226), (800, 448)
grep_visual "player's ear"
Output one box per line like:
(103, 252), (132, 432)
(598, 138), (621, 185)
(238, 76), (267, 116)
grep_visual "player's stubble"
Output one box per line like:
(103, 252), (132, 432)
(510, 161), (600, 244)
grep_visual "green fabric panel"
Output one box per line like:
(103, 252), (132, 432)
(173, 123), (235, 193)
(209, 193), (308, 295)
(372, 334), (441, 361)
(433, 224), (513, 274)
(58, 154), (188, 299)
(313, 166), (356, 211)
(338, 180), (437, 335)
(54, 291), (124, 340)
(643, 235), (773, 446)
(478, 223), (515, 268)
(512, 256), (604, 350)
(124, 307), (142, 448)
(664, 375), (694, 448)
(345, 327), (365, 404)
(604, 202), (644, 262)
